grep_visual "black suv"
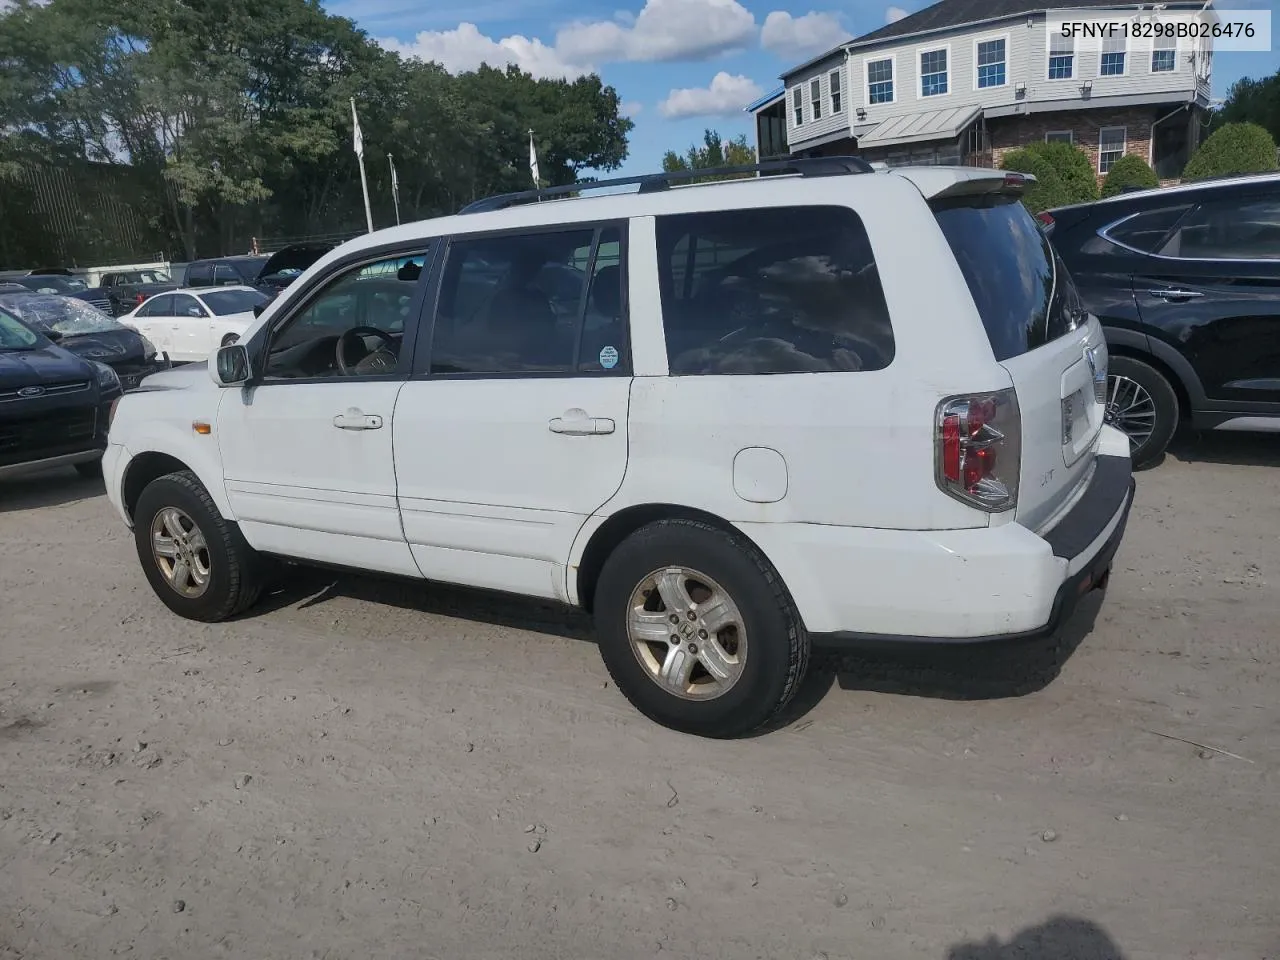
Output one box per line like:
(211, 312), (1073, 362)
(183, 244), (332, 298)
(0, 305), (122, 481)
(1043, 173), (1280, 467)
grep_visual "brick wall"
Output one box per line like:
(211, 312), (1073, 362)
(989, 107), (1157, 184)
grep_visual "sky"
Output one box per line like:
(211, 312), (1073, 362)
(325, 0), (1280, 177)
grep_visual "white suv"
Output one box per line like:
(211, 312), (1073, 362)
(104, 160), (1134, 738)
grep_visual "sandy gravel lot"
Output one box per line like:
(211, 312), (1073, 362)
(2, 434), (1278, 960)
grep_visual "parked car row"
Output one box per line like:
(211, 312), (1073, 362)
(0, 303), (123, 481)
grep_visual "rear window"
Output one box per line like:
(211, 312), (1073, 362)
(1104, 206), (1191, 253)
(202, 289), (267, 316)
(655, 205), (894, 375)
(933, 195), (1080, 362)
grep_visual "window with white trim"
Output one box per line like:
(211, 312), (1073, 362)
(1048, 31), (1074, 79)
(829, 70), (843, 113)
(1098, 126), (1126, 173)
(1152, 35), (1176, 72)
(867, 57), (894, 104)
(810, 78), (823, 120)
(1101, 33), (1126, 75)
(976, 38), (1006, 88)
(792, 87), (803, 126)
(1045, 131), (1074, 144)
(920, 48), (948, 97)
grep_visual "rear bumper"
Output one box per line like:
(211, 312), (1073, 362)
(742, 445), (1134, 645)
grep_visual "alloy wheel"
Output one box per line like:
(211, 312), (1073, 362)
(150, 506), (212, 598)
(626, 566), (748, 701)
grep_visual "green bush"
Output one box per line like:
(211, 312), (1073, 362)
(1000, 140), (1099, 213)
(1183, 122), (1278, 181)
(1102, 154), (1160, 197)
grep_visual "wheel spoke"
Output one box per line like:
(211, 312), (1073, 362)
(186, 528), (207, 554)
(659, 645), (697, 693)
(152, 536), (179, 559)
(654, 569), (693, 616)
(697, 636), (738, 682)
(698, 595), (738, 635)
(161, 509), (186, 542)
(629, 609), (672, 645)
(169, 557), (190, 589)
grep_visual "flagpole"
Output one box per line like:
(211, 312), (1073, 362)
(388, 153), (401, 226)
(351, 98), (374, 234)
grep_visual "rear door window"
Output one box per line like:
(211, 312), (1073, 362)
(933, 195), (1081, 361)
(1158, 197), (1280, 260)
(655, 205), (894, 375)
(186, 264), (213, 286)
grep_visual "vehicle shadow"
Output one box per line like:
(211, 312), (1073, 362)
(1169, 431), (1280, 468)
(0, 468), (104, 513)
(946, 914), (1129, 959)
(251, 565), (1104, 731)
(248, 565), (595, 643)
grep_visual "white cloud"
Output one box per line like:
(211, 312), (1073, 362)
(885, 6), (909, 23)
(620, 100), (644, 117)
(556, 0), (757, 64)
(760, 11), (850, 57)
(659, 72), (763, 119)
(381, 22), (590, 80)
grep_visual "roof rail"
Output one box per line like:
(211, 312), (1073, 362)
(458, 156), (875, 214)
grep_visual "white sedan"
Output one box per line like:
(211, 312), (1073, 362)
(120, 286), (268, 363)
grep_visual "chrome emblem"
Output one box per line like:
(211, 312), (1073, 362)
(18, 385), (45, 397)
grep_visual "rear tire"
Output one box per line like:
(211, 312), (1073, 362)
(594, 519), (810, 738)
(133, 470), (265, 622)
(1107, 356), (1178, 469)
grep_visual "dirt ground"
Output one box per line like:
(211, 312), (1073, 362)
(1, 434), (1278, 960)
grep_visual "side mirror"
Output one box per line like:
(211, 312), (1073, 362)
(212, 343), (252, 386)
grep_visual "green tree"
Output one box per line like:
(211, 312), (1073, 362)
(1000, 140), (1099, 213)
(1219, 70), (1280, 145)
(0, 0), (635, 264)
(1101, 154), (1160, 197)
(662, 129), (756, 179)
(1183, 122), (1278, 181)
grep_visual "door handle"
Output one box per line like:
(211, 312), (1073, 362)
(333, 408), (384, 431)
(1147, 288), (1204, 301)
(549, 409), (616, 436)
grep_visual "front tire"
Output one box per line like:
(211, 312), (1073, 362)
(133, 470), (265, 622)
(1106, 356), (1179, 469)
(594, 519), (810, 738)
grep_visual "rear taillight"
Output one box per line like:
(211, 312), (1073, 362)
(935, 390), (1021, 512)
(1035, 211), (1054, 226)
(135, 293), (146, 303)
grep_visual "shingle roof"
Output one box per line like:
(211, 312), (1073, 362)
(781, 0), (1203, 78)
(855, 0), (1121, 46)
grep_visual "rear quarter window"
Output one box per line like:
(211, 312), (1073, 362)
(933, 195), (1082, 361)
(655, 205), (894, 375)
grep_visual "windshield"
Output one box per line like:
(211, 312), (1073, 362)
(0, 308), (41, 350)
(0, 294), (125, 335)
(202, 289), (268, 316)
(21, 275), (89, 294)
